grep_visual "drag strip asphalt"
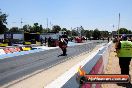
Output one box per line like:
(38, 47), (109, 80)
(0, 41), (105, 87)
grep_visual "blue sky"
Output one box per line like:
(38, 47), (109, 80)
(0, 0), (132, 31)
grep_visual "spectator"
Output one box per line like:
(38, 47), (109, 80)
(48, 37), (52, 47)
(116, 34), (132, 87)
(107, 36), (110, 43)
(45, 37), (47, 46)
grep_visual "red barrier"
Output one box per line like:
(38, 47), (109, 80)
(8, 48), (16, 53)
(14, 47), (21, 52)
(89, 56), (104, 74)
(3, 47), (22, 54)
(3, 48), (11, 54)
(13, 48), (17, 52)
(82, 56), (104, 88)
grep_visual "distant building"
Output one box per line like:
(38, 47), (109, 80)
(112, 31), (117, 37)
(40, 33), (59, 40)
(41, 31), (67, 40)
(0, 32), (23, 40)
(0, 31), (65, 41)
(59, 31), (67, 36)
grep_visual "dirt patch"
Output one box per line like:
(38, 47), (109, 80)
(101, 44), (132, 88)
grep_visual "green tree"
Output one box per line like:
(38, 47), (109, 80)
(22, 24), (30, 32)
(33, 23), (39, 32)
(67, 30), (72, 37)
(52, 25), (61, 33)
(128, 30), (131, 34)
(92, 29), (101, 39)
(85, 30), (90, 38)
(29, 23), (43, 33)
(9, 27), (20, 33)
(61, 28), (71, 36)
(28, 25), (33, 32)
(0, 9), (8, 34)
(61, 28), (67, 31)
(71, 30), (78, 36)
(42, 28), (50, 33)
(117, 28), (129, 34)
(100, 31), (109, 38)
(80, 26), (85, 36)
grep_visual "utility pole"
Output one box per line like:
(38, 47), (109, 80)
(77, 27), (79, 36)
(50, 21), (53, 30)
(71, 27), (72, 37)
(20, 18), (23, 28)
(46, 18), (48, 29)
(112, 24), (114, 39)
(118, 13), (120, 38)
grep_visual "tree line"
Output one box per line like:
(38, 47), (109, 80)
(0, 9), (132, 39)
(5, 24), (110, 39)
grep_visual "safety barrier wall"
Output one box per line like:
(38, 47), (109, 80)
(102, 42), (112, 72)
(82, 41), (112, 88)
(81, 55), (104, 88)
(3, 48), (12, 54)
(45, 42), (112, 88)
